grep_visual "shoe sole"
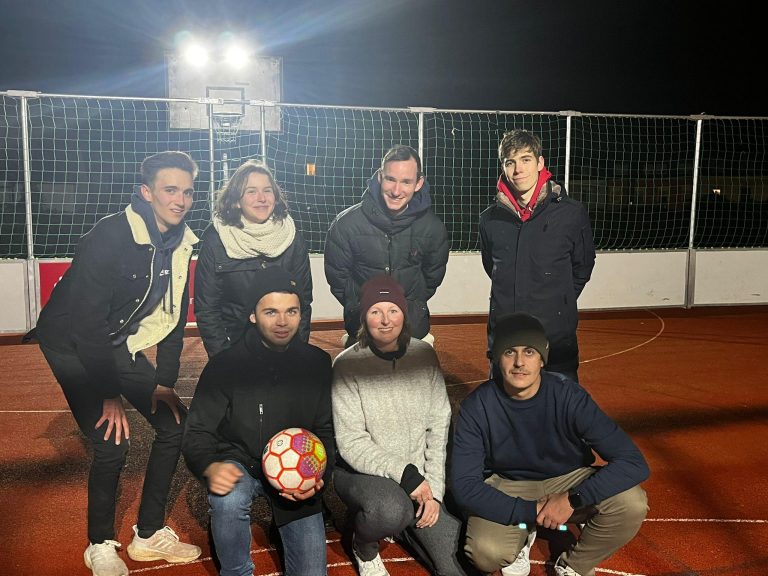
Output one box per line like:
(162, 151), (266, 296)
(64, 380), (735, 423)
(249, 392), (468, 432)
(84, 550), (129, 576)
(126, 544), (201, 563)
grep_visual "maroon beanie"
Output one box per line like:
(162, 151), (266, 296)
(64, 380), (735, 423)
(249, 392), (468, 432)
(359, 274), (408, 320)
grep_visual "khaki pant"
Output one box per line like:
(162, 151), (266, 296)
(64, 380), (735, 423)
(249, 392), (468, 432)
(464, 468), (648, 575)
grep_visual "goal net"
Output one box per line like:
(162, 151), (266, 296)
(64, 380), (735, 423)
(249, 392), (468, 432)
(0, 93), (766, 259)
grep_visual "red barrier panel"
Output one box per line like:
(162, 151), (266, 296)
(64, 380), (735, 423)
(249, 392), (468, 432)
(38, 259), (199, 323)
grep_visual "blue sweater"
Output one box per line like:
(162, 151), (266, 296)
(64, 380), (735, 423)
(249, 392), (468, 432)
(450, 372), (649, 526)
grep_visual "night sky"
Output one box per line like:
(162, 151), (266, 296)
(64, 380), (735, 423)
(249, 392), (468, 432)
(0, 0), (762, 117)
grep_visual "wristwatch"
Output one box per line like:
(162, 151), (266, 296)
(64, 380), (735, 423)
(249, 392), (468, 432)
(567, 489), (584, 509)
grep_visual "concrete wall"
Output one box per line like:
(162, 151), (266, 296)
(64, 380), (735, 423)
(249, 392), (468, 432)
(2, 249), (766, 333)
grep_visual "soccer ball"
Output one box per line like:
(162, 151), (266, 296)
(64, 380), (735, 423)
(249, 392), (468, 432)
(261, 427), (327, 493)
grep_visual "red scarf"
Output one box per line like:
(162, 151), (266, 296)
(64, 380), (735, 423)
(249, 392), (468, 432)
(497, 167), (552, 222)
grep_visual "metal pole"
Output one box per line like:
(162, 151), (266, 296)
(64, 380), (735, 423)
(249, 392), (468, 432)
(208, 103), (216, 221)
(19, 95), (39, 328)
(260, 105), (267, 165)
(685, 115), (706, 308)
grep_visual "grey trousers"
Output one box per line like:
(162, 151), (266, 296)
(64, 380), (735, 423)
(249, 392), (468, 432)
(464, 467), (648, 576)
(334, 468), (466, 576)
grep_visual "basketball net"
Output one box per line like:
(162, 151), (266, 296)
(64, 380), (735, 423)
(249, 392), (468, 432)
(212, 112), (244, 144)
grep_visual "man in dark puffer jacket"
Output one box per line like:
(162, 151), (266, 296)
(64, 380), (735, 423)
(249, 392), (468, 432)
(324, 144), (449, 346)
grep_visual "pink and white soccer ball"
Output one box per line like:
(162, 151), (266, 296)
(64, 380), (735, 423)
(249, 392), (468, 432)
(261, 427), (327, 493)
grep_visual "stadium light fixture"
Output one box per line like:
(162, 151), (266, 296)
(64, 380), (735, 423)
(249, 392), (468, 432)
(224, 44), (250, 69)
(182, 42), (210, 68)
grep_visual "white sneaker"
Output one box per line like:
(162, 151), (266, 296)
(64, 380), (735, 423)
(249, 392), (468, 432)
(126, 525), (201, 563)
(352, 547), (390, 576)
(501, 530), (536, 576)
(83, 540), (128, 576)
(554, 554), (582, 576)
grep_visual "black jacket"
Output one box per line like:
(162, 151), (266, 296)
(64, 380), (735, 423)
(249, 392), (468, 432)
(479, 181), (595, 371)
(33, 208), (197, 398)
(182, 326), (334, 527)
(194, 223), (313, 358)
(324, 172), (449, 339)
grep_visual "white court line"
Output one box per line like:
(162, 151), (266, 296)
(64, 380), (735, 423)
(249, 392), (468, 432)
(645, 517), (768, 524)
(5, 309), (667, 402)
(125, 519), (768, 575)
(580, 308), (665, 364)
(447, 308), (665, 388)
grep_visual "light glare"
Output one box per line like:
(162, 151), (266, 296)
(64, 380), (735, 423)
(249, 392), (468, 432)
(224, 45), (250, 69)
(183, 43), (210, 67)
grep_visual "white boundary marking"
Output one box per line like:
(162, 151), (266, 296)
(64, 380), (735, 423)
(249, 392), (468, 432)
(122, 519), (768, 574)
(580, 308), (665, 364)
(446, 308), (665, 388)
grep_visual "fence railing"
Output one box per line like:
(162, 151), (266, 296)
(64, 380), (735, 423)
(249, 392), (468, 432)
(2, 90), (766, 259)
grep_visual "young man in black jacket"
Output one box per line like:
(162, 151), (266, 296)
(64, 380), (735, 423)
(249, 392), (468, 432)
(183, 267), (334, 576)
(29, 151), (202, 576)
(480, 130), (596, 381)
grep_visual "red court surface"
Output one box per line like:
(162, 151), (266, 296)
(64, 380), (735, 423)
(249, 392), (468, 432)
(1, 306), (767, 575)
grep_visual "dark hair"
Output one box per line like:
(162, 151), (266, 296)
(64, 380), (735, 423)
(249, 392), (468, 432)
(355, 307), (412, 350)
(498, 129), (543, 162)
(140, 151), (198, 186)
(381, 144), (423, 178)
(215, 160), (289, 227)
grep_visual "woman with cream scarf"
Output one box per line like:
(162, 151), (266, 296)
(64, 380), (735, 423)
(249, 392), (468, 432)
(194, 160), (313, 359)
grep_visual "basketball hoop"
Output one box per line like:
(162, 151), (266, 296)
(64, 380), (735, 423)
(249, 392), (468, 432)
(212, 112), (244, 144)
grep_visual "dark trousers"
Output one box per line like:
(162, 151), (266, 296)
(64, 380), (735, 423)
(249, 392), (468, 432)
(334, 468), (466, 576)
(40, 344), (186, 544)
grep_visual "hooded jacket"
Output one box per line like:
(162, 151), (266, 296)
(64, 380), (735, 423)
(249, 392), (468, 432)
(324, 171), (449, 339)
(479, 178), (595, 372)
(34, 205), (198, 399)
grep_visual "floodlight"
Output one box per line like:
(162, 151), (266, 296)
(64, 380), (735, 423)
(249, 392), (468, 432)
(224, 44), (250, 69)
(182, 42), (210, 67)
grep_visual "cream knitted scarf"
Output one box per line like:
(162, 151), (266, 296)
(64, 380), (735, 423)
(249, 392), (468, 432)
(213, 214), (296, 260)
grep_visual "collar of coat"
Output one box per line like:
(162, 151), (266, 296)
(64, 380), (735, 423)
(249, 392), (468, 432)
(125, 204), (199, 247)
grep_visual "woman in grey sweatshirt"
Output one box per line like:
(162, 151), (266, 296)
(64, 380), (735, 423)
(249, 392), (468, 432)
(331, 274), (465, 576)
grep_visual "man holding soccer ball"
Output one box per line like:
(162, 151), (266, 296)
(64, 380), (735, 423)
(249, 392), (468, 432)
(183, 267), (334, 576)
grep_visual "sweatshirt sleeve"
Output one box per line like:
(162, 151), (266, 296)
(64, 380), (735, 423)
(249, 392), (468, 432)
(422, 359), (451, 500)
(566, 388), (650, 505)
(450, 392), (538, 526)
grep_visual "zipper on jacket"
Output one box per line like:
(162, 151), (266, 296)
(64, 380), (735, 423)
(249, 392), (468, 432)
(259, 403), (264, 455)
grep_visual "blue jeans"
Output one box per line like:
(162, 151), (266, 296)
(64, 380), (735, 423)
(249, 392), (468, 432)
(208, 461), (327, 576)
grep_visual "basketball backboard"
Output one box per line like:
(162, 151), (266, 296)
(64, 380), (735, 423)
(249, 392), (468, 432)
(166, 53), (282, 132)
